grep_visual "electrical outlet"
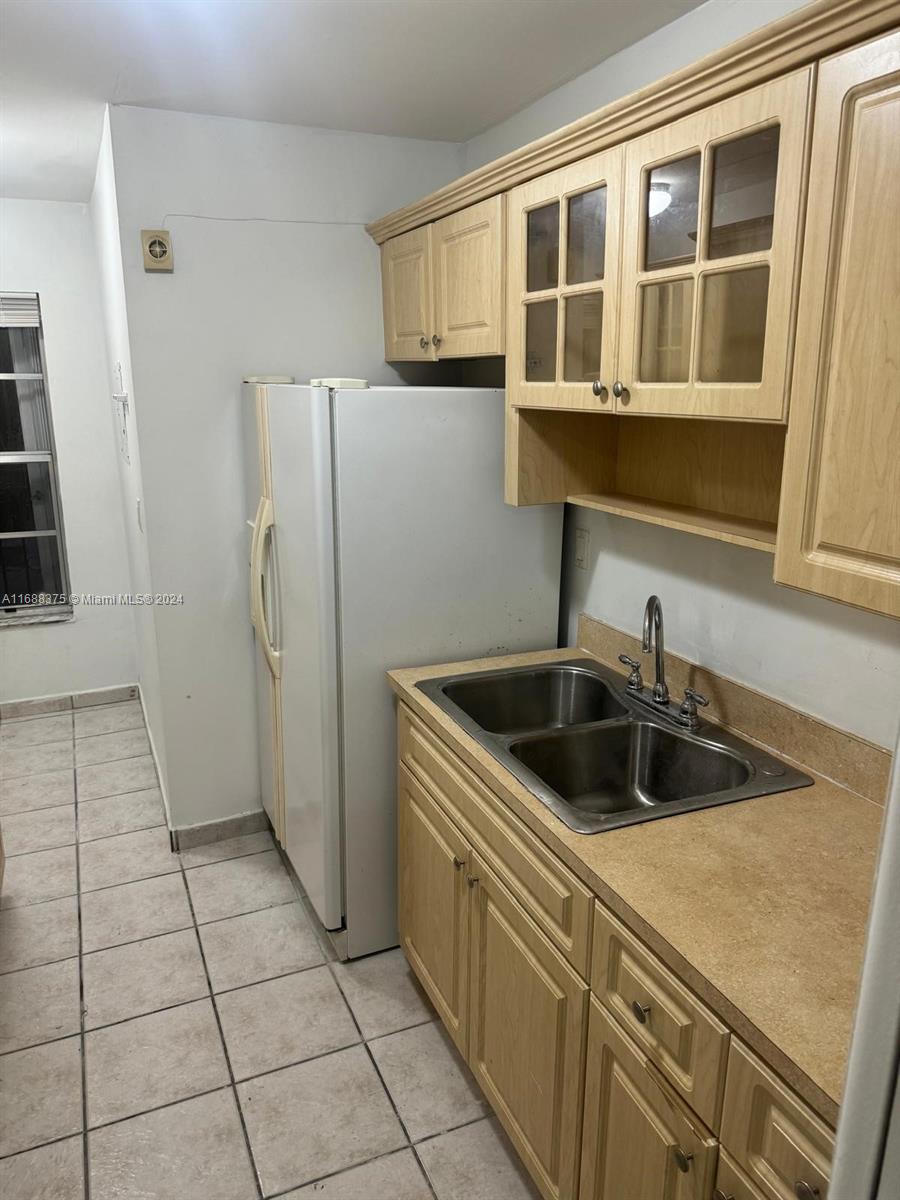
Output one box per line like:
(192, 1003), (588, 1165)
(575, 527), (590, 570)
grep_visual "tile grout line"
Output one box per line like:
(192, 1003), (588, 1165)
(177, 857), (265, 1200)
(3, 814), (272, 863)
(325, 959), (442, 1200)
(72, 725), (92, 1200)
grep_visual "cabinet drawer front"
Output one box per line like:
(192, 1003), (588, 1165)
(400, 705), (592, 976)
(721, 1040), (833, 1200)
(581, 998), (718, 1200)
(715, 1149), (768, 1200)
(592, 902), (729, 1130)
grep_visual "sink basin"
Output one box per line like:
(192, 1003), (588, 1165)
(510, 721), (751, 819)
(441, 665), (627, 735)
(416, 658), (812, 834)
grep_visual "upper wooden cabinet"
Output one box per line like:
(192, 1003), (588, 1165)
(507, 150), (623, 411)
(506, 71), (812, 421)
(381, 224), (435, 362)
(617, 70), (812, 420)
(381, 196), (505, 360)
(775, 30), (900, 619)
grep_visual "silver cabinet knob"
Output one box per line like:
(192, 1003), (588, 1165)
(631, 1000), (651, 1024)
(673, 1147), (693, 1173)
(612, 380), (630, 403)
(794, 1184), (821, 1200)
(431, 334), (442, 347)
(418, 336), (428, 350)
(591, 379), (608, 400)
(466, 875), (480, 888)
(452, 856), (465, 871)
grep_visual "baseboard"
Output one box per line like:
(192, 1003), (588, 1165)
(0, 683), (139, 720)
(171, 808), (269, 851)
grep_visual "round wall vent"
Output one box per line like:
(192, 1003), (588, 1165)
(141, 229), (174, 273)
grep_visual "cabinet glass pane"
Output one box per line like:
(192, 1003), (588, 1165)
(644, 153), (701, 271)
(525, 300), (557, 382)
(0, 328), (42, 375)
(566, 187), (607, 284)
(0, 462), (56, 533)
(563, 292), (603, 381)
(639, 279), (693, 382)
(526, 203), (560, 292)
(0, 536), (63, 609)
(0, 379), (52, 452)
(708, 127), (780, 259)
(699, 266), (769, 382)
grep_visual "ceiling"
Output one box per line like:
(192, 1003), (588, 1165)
(0, 0), (703, 202)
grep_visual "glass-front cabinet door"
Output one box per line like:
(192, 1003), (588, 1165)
(506, 148), (623, 410)
(616, 69), (812, 420)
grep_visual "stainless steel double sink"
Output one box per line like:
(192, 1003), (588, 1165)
(417, 659), (812, 834)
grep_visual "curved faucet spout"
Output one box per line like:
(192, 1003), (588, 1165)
(642, 595), (669, 705)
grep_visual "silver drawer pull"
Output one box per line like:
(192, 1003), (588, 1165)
(674, 1147), (693, 1173)
(631, 1000), (651, 1024)
(713, 1190), (734, 1200)
(794, 1183), (821, 1200)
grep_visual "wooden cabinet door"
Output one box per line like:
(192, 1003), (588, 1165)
(433, 195), (505, 358)
(467, 853), (588, 1200)
(381, 225), (436, 361)
(581, 1000), (718, 1200)
(397, 765), (470, 1052)
(507, 149), (624, 412)
(616, 69), (811, 420)
(775, 30), (900, 618)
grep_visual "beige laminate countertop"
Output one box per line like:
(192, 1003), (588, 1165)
(389, 646), (884, 1128)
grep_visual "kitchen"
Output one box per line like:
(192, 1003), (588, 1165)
(0, 1), (898, 1198)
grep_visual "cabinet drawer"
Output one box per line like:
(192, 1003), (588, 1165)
(721, 1040), (833, 1200)
(399, 704), (592, 977)
(592, 901), (729, 1131)
(715, 1149), (767, 1200)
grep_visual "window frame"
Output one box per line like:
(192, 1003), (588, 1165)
(0, 293), (72, 625)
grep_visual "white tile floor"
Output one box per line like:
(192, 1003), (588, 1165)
(0, 700), (541, 1199)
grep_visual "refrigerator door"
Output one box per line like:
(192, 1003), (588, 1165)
(333, 386), (562, 957)
(242, 385), (283, 842)
(266, 386), (342, 929)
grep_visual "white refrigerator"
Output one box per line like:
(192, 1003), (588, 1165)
(243, 382), (562, 958)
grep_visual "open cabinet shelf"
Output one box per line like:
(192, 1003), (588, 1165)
(568, 491), (777, 553)
(507, 407), (785, 554)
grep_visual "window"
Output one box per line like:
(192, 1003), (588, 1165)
(0, 293), (71, 622)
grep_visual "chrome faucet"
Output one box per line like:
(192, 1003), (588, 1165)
(642, 595), (669, 705)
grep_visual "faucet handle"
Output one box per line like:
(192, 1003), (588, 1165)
(618, 654), (644, 692)
(679, 687), (709, 724)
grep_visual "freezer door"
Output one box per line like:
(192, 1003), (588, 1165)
(266, 386), (342, 929)
(333, 386), (562, 957)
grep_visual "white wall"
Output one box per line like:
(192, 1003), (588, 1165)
(562, 514), (900, 750)
(465, 0), (900, 752)
(89, 113), (169, 796)
(0, 197), (136, 701)
(462, 0), (810, 172)
(105, 105), (463, 828)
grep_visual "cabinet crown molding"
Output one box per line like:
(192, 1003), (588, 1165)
(365, 0), (900, 245)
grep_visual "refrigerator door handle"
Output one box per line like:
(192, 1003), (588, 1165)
(254, 497), (282, 679)
(249, 496), (265, 631)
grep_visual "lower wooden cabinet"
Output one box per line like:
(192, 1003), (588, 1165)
(397, 717), (835, 1200)
(468, 852), (588, 1200)
(581, 999), (718, 1200)
(397, 764), (470, 1051)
